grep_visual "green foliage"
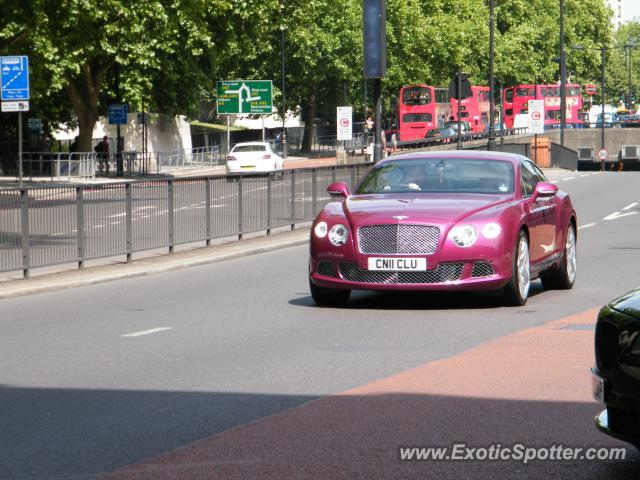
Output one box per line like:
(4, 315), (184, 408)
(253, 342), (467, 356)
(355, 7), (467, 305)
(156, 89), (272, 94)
(0, 0), (630, 144)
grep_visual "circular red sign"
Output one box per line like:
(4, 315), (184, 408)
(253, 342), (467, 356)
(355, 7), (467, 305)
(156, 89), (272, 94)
(340, 117), (350, 128)
(531, 111), (542, 121)
(585, 84), (597, 96)
(598, 149), (608, 160)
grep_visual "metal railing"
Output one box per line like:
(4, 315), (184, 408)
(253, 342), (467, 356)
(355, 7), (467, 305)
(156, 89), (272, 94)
(18, 152), (98, 180)
(156, 146), (222, 173)
(12, 147), (223, 180)
(0, 163), (371, 278)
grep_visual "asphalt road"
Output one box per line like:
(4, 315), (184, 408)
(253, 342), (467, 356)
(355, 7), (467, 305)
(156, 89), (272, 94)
(1, 171), (640, 479)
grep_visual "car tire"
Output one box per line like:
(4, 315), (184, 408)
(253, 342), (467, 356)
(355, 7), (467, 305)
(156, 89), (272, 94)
(309, 278), (351, 306)
(541, 222), (577, 290)
(502, 230), (530, 306)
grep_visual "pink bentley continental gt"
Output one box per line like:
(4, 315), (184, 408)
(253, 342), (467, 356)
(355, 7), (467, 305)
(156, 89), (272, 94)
(309, 151), (577, 306)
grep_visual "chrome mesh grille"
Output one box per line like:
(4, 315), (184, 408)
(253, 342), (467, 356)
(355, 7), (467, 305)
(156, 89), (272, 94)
(339, 262), (463, 284)
(317, 261), (335, 277)
(357, 225), (440, 255)
(471, 262), (494, 278)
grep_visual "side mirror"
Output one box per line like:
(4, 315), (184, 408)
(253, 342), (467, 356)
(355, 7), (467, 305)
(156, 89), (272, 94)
(327, 181), (350, 198)
(533, 182), (558, 200)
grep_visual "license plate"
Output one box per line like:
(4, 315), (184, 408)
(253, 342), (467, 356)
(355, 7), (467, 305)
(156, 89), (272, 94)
(591, 368), (606, 403)
(367, 257), (427, 271)
(241, 165), (255, 169)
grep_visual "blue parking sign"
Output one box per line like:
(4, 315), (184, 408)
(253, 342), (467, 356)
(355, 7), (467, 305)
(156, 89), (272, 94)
(1, 56), (29, 101)
(108, 103), (128, 125)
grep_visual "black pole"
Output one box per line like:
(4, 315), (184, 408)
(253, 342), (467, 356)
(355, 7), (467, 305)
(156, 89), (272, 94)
(560, 0), (566, 146)
(281, 28), (287, 159)
(487, 0), (496, 150)
(601, 46), (606, 171)
(373, 78), (383, 162)
(116, 64), (120, 151)
(499, 83), (504, 144)
(457, 71), (462, 149)
(628, 44), (633, 109)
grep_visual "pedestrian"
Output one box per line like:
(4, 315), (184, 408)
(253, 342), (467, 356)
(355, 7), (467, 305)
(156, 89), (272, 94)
(365, 116), (374, 135)
(70, 136), (79, 154)
(95, 135), (110, 175)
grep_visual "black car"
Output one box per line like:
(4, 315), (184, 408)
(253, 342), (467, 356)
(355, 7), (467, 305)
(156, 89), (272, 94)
(424, 128), (455, 145)
(592, 288), (640, 449)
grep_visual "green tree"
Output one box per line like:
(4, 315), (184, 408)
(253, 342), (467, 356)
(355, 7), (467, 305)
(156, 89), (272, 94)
(1, 1), (212, 151)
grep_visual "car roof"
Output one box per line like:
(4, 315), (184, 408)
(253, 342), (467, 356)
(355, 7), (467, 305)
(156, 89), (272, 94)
(382, 150), (525, 166)
(233, 142), (270, 147)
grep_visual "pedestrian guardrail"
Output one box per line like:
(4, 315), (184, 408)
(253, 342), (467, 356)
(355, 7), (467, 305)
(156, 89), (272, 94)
(0, 163), (371, 278)
(13, 146), (223, 180)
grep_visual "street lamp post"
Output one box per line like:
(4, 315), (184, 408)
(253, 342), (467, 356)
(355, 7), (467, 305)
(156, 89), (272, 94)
(280, 27), (287, 159)
(572, 44), (606, 171)
(600, 46), (606, 170)
(487, 0), (496, 150)
(487, 0), (496, 149)
(560, 0), (566, 147)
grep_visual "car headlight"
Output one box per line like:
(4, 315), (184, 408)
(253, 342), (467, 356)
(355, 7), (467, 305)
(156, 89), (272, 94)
(328, 224), (349, 246)
(314, 221), (328, 238)
(481, 222), (501, 239)
(450, 224), (477, 248)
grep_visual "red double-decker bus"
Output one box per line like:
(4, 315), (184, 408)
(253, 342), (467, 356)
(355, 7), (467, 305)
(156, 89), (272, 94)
(450, 86), (491, 133)
(503, 84), (583, 129)
(397, 85), (451, 141)
(503, 87), (514, 128)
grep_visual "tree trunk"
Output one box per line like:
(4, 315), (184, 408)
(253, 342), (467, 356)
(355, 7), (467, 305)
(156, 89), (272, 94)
(301, 91), (317, 154)
(65, 60), (113, 152)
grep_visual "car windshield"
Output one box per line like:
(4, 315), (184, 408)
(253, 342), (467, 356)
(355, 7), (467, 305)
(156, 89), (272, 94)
(233, 145), (266, 153)
(356, 158), (515, 194)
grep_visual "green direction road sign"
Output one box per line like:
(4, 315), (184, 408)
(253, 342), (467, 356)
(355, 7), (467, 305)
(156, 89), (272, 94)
(217, 80), (272, 114)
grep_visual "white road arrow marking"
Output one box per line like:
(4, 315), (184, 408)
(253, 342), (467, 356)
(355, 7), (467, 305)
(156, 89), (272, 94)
(603, 211), (638, 221)
(122, 327), (173, 337)
(578, 222), (597, 230)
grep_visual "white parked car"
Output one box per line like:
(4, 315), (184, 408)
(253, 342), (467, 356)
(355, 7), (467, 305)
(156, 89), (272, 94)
(226, 142), (284, 176)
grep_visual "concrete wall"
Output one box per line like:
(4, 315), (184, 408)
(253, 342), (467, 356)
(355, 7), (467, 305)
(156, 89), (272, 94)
(507, 128), (640, 158)
(55, 114), (192, 154)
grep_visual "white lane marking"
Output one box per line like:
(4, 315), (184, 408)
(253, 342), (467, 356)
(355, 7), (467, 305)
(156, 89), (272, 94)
(122, 327), (173, 337)
(623, 202), (638, 211)
(578, 222), (597, 230)
(603, 211), (638, 221)
(111, 221), (121, 226)
(563, 176), (576, 181)
(109, 213), (126, 219)
(133, 206), (156, 212)
(592, 172), (602, 175)
(94, 224), (104, 229)
(550, 180), (559, 184)
(579, 174), (590, 177)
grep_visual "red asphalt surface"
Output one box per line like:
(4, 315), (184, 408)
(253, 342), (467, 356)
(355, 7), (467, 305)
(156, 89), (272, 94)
(105, 309), (639, 479)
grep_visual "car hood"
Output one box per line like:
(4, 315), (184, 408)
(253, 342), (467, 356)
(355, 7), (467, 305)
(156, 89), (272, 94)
(343, 193), (512, 226)
(610, 288), (640, 320)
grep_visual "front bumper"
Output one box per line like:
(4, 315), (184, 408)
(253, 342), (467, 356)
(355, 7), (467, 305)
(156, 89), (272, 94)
(592, 366), (640, 448)
(309, 256), (512, 292)
(595, 409), (640, 448)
